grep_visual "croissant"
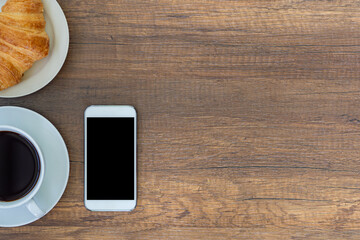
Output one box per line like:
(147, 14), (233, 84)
(0, 0), (49, 91)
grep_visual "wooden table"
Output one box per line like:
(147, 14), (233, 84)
(2, 0), (360, 239)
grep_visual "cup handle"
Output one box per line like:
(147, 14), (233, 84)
(26, 199), (44, 218)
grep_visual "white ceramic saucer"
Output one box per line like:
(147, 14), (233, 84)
(0, 106), (70, 227)
(0, 0), (69, 98)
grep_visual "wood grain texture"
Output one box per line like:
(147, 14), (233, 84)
(2, 0), (360, 239)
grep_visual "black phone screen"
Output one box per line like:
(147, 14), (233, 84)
(86, 117), (135, 200)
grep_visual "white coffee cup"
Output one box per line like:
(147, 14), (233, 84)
(0, 125), (45, 218)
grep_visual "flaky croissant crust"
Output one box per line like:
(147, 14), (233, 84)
(0, 0), (49, 91)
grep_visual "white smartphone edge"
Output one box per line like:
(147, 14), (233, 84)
(84, 105), (137, 211)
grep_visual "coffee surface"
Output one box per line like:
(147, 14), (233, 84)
(0, 131), (40, 202)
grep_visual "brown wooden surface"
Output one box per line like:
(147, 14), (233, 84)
(2, 0), (360, 239)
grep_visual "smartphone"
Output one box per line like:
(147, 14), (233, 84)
(84, 105), (137, 211)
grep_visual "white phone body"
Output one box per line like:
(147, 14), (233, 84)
(84, 105), (137, 211)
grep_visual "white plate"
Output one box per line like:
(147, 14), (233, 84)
(0, 106), (70, 227)
(0, 0), (69, 98)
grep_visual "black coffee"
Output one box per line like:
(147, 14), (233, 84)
(0, 131), (40, 202)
